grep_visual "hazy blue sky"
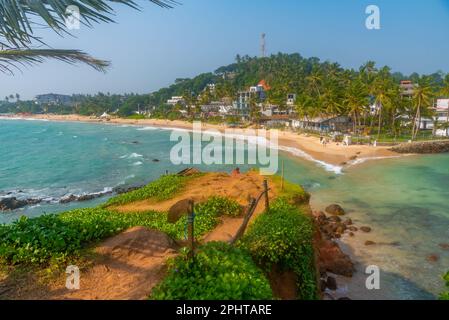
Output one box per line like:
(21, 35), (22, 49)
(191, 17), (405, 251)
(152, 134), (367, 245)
(2, 0), (449, 100)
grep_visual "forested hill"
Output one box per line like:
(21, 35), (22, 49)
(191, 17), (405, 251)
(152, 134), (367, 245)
(2, 53), (447, 116)
(147, 52), (441, 106)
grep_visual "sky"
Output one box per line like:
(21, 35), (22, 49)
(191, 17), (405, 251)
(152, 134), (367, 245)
(1, 0), (449, 100)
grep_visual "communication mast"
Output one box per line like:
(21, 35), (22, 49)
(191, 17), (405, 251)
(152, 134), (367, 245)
(261, 33), (266, 58)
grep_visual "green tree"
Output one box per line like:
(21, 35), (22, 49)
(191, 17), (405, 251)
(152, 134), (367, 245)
(411, 77), (435, 140)
(0, 1), (174, 74)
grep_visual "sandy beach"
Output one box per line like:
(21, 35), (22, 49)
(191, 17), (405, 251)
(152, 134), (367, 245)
(3, 114), (401, 168)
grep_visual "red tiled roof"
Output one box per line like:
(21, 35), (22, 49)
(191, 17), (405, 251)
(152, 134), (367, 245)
(258, 79), (271, 91)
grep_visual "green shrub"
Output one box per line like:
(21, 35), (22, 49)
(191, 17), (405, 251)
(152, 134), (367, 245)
(151, 242), (273, 300)
(104, 175), (187, 207)
(195, 196), (242, 218)
(240, 199), (317, 299)
(126, 114), (146, 120)
(440, 272), (449, 300)
(0, 196), (242, 266)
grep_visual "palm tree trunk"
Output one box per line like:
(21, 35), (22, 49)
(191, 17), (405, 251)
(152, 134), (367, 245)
(377, 105), (382, 140)
(413, 103), (421, 140)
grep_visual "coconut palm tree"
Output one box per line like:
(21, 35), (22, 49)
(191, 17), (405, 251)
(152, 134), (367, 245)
(344, 78), (369, 135)
(439, 75), (449, 134)
(411, 77), (435, 140)
(0, 0), (175, 74)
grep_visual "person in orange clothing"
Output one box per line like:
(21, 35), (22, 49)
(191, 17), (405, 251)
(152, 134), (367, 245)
(231, 167), (240, 177)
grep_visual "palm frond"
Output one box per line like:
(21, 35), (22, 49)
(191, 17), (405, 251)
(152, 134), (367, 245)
(0, 48), (110, 74)
(0, 0), (178, 47)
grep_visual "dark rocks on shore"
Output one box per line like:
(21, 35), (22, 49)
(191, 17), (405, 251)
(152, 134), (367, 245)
(59, 195), (78, 204)
(426, 254), (439, 263)
(0, 197), (42, 211)
(439, 243), (449, 250)
(326, 276), (338, 291)
(328, 216), (342, 223)
(365, 241), (376, 246)
(325, 204), (346, 216)
(318, 239), (355, 277)
(360, 226), (372, 233)
(112, 185), (144, 195)
(390, 140), (449, 154)
(60, 189), (114, 204)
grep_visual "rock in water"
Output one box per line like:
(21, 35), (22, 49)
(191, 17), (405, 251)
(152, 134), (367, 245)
(0, 197), (28, 211)
(360, 226), (372, 233)
(325, 204), (346, 216)
(318, 240), (355, 277)
(326, 276), (338, 291)
(426, 254), (439, 263)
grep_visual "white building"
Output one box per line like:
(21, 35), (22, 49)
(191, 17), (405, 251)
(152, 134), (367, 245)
(286, 94), (296, 106)
(166, 96), (184, 106)
(434, 99), (449, 137)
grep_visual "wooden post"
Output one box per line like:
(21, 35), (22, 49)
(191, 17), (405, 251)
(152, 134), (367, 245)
(281, 160), (285, 191)
(230, 198), (257, 245)
(263, 179), (269, 211)
(187, 200), (195, 260)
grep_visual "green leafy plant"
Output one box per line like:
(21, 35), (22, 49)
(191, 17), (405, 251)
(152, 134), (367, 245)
(195, 196), (242, 218)
(440, 272), (449, 300)
(0, 196), (242, 266)
(104, 175), (188, 207)
(151, 242), (273, 300)
(240, 199), (317, 300)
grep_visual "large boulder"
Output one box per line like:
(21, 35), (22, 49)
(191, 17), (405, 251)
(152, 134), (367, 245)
(325, 204), (346, 216)
(317, 239), (355, 277)
(0, 197), (28, 211)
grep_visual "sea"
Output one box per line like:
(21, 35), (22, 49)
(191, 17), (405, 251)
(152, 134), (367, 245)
(0, 117), (448, 299)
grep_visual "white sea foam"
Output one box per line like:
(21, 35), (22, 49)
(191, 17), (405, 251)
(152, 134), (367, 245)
(277, 145), (343, 174)
(347, 155), (405, 167)
(0, 116), (49, 122)
(128, 153), (143, 159)
(137, 126), (158, 131)
(132, 161), (143, 166)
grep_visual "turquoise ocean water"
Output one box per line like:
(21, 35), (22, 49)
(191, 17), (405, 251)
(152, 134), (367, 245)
(0, 118), (448, 299)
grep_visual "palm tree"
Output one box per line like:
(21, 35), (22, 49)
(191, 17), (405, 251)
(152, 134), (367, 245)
(411, 77), (435, 140)
(0, 0), (175, 74)
(306, 70), (323, 97)
(344, 78), (369, 135)
(439, 75), (449, 135)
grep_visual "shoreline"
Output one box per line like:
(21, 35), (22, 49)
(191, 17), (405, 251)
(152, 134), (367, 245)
(1, 114), (403, 172)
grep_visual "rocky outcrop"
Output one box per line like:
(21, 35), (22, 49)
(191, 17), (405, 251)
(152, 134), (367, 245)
(317, 239), (354, 277)
(390, 140), (449, 154)
(0, 197), (42, 211)
(59, 190), (114, 204)
(325, 204), (346, 216)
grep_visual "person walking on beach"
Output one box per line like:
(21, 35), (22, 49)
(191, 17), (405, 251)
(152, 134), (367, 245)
(231, 167), (240, 177)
